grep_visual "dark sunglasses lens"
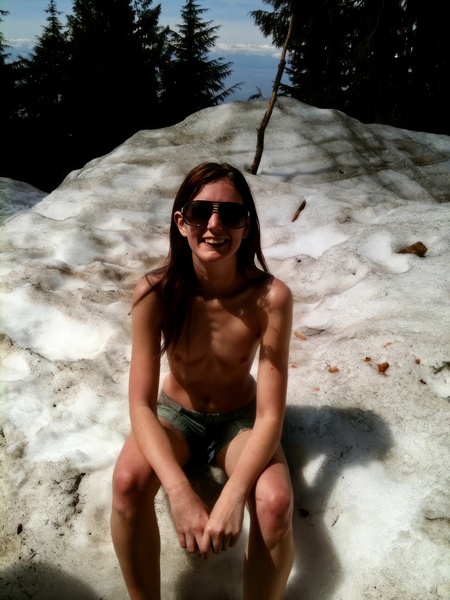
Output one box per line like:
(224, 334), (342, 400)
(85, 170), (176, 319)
(219, 203), (247, 227)
(183, 201), (248, 228)
(184, 202), (212, 225)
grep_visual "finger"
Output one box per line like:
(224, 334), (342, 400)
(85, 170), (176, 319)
(221, 536), (230, 552)
(199, 531), (213, 557)
(185, 533), (198, 554)
(178, 533), (187, 549)
(201, 547), (210, 560)
(211, 534), (223, 555)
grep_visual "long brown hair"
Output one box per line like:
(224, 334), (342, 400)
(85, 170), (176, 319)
(140, 162), (270, 352)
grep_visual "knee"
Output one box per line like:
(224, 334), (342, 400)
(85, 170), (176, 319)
(112, 464), (155, 521)
(254, 485), (293, 543)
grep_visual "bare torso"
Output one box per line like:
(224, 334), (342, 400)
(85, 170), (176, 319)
(163, 273), (273, 413)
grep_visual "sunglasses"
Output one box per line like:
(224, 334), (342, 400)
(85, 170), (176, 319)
(181, 200), (250, 229)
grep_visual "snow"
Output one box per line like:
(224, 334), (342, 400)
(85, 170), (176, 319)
(1, 98), (449, 599)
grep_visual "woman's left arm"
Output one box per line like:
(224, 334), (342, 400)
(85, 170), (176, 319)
(201, 278), (293, 554)
(224, 277), (293, 492)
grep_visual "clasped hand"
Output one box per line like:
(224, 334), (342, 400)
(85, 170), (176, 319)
(169, 487), (245, 558)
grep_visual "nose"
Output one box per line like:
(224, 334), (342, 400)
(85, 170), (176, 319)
(207, 208), (223, 229)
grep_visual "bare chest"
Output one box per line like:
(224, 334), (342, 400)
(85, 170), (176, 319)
(170, 296), (261, 369)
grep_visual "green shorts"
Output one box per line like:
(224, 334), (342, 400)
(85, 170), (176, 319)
(157, 389), (256, 464)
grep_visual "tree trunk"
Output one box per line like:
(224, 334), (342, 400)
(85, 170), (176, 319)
(250, 13), (295, 175)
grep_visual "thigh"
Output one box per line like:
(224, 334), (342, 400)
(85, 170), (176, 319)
(158, 416), (192, 467)
(216, 431), (293, 503)
(113, 420), (192, 495)
(214, 428), (253, 476)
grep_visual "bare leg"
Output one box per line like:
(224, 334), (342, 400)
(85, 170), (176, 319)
(244, 450), (294, 600)
(111, 427), (190, 600)
(110, 434), (161, 599)
(217, 434), (294, 600)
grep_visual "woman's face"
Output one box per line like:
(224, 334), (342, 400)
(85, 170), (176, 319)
(174, 178), (249, 268)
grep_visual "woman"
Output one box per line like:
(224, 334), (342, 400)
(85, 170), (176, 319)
(111, 162), (294, 599)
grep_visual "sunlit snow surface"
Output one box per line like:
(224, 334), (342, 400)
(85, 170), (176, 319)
(1, 99), (449, 599)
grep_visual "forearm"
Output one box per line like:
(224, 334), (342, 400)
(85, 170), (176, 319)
(130, 403), (191, 497)
(131, 402), (211, 554)
(222, 415), (283, 500)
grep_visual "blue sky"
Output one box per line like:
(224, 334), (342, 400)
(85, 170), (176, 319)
(2, 0), (281, 100)
(2, 0), (273, 47)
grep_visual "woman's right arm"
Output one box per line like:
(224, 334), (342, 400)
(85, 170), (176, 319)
(128, 276), (210, 552)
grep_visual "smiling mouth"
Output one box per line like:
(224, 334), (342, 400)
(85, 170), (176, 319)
(203, 237), (228, 246)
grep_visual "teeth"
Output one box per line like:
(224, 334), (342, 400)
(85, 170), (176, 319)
(204, 238), (226, 245)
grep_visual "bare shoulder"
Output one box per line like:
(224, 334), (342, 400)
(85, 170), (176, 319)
(131, 272), (164, 327)
(133, 272), (162, 306)
(260, 276), (293, 312)
(257, 277), (292, 359)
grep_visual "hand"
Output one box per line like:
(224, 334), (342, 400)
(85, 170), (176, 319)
(168, 488), (210, 555)
(200, 491), (246, 556)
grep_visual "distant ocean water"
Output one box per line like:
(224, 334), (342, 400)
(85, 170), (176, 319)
(215, 52), (282, 102)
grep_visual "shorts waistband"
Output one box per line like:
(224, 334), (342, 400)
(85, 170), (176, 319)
(158, 389), (185, 413)
(157, 388), (255, 418)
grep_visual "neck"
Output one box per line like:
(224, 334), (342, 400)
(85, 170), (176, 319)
(192, 258), (244, 298)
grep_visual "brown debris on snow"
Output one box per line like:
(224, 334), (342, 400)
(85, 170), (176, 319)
(398, 241), (427, 256)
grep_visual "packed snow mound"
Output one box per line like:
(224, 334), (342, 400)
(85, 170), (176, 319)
(1, 98), (449, 599)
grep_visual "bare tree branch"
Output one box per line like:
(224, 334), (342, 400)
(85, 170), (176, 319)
(250, 12), (295, 175)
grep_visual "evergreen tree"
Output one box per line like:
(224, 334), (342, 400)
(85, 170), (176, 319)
(66, 0), (143, 163)
(160, 0), (240, 125)
(0, 10), (18, 182)
(252, 1), (353, 109)
(65, 0), (172, 166)
(0, 10), (15, 126)
(344, 0), (407, 126)
(250, 0), (294, 47)
(289, 0), (352, 109)
(20, 0), (69, 121)
(15, 0), (71, 189)
(403, 0), (450, 134)
(251, 0), (449, 134)
(2, 0), (170, 189)
(0, 4), (71, 189)
(133, 0), (170, 128)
